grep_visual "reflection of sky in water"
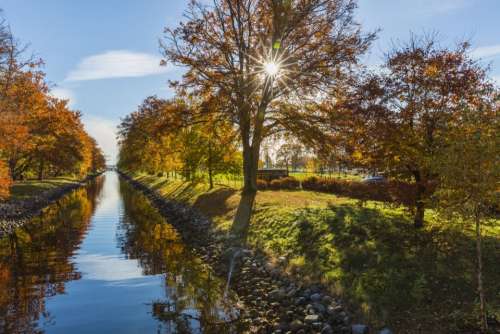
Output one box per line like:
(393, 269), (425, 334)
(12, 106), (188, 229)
(0, 172), (239, 334)
(35, 172), (236, 333)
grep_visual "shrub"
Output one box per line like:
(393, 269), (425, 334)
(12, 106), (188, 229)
(157, 171), (164, 177)
(256, 178), (268, 190)
(269, 176), (300, 190)
(302, 176), (416, 206)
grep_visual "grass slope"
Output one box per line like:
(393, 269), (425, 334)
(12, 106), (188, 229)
(134, 173), (500, 333)
(9, 177), (79, 201)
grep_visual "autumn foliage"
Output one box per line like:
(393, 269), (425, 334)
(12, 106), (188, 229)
(0, 18), (105, 200)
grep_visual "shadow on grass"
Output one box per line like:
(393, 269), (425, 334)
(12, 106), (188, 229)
(193, 188), (237, 219)
(288, 204), (499, 332)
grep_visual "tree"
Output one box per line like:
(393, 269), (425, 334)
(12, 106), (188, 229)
(118, 96), (242, 188)
(340, 35), (492, 227)
(276, 138), (304, 171)
(161, 0), (375, 239)
(433, 96), (499, 332)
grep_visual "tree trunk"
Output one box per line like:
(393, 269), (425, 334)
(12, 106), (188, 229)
(230, 143), (259, 241)
(208, 140), (214, 189)
(412, 170), (425, 228)
(475, 210), (488, 333)
(38, 160), (44, 180)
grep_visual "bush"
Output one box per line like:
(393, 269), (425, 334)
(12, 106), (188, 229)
(157, 171), (164, 177)
(301, 176), (416, 206)
(269, 176), (300, 190)
(256, 178), (268, 190)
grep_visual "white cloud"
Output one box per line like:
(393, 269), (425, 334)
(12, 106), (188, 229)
(50, 86), (76, 107)
(472, 45), (500, 59)
(66, 50), (170, 81)
(82, 115), (118, 164)
(76, 253), (145, 281)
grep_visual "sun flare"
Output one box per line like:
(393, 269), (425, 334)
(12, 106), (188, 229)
(263, 61), (279, 76)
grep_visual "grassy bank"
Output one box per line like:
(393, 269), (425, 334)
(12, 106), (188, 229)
(133, 172), (500, 333)
(9, 177), (80, 201)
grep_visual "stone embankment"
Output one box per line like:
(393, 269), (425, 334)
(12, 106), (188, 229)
(119, 171), (392, 334)
(0, 174), (101, 235)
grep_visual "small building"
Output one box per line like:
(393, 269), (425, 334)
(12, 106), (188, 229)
(257, 169), (289, 182)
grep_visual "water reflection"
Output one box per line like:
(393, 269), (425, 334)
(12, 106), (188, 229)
(0, 176), (104, 333)
(118, 180), (241, 333)
(0, 173), (241, 334)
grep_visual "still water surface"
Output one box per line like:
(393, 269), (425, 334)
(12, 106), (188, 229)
(0, 172), (239, 333)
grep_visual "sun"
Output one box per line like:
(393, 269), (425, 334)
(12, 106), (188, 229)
(263, 61), (280, 76)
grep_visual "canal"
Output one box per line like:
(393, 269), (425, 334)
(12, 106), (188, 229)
(0, 172), (240, 334)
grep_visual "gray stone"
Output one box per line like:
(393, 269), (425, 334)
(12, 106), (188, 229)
(352, 324), (369, 334)
(378, 328), (393, 334)
(295, 296), (307, 305)
(290, 319), (304, 331)
(304, 314), (320, 324)
(269, 288), (286, 301)
(321, 295), (333, 305)
(321, 324), (334, 334)
(313, 302), (326, 313)
(310, 293), (322, 302)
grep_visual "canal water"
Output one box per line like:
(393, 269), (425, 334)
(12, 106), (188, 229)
(0, 172), (240, 334)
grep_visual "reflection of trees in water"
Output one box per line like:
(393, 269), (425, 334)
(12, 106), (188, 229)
(0, 176), (104, 334)
(118, 181), (242, 334)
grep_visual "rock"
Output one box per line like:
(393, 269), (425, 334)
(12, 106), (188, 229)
(310, 293), (322, 302)
(312, 302), (326, 314)
(290, 319), (304, 331)
(269, 289), (286, 301)
(351, 324), (369, 334)
(378, 328), (393, 334)
(312, 322), (323, 330)
(295, 296), (307, 305)
(304, 314), (320, 324)
(321, 295), (333, 305)
(321, 324), (334, 334)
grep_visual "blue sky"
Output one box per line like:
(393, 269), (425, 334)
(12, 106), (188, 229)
(2, 0), (499, 163)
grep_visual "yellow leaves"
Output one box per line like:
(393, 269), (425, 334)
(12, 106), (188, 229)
(424, 63), (439, 78)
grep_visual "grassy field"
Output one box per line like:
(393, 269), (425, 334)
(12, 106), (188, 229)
(9, 177), (79, 201)
(134, 172), (500, 333)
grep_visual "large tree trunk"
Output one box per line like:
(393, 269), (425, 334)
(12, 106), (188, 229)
(412, 170), (425, 228)
(230, 142), (259, 241)
(475, 209), (488, 333)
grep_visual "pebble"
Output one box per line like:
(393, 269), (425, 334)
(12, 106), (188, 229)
(352, 324), (369, 334)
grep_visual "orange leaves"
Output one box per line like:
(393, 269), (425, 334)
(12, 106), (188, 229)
(0, 160), (12, 200)
(0, 21), (104, 182)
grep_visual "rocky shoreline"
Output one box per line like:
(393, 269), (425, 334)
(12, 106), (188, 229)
(0, 174), (102, 236)
(119, 171), (390, 334)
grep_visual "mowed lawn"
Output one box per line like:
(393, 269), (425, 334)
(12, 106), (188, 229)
(134, 173), (500, 333)
(9, 177), (79, 201)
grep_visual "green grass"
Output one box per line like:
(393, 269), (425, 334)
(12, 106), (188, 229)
(9, 177), (79, 201)
(133, 172), (500, 333)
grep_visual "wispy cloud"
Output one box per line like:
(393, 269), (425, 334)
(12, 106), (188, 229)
(472, 44), (500, 59)
(82, 115), (118, 164)
(50, 86), (76, 107)
(66, 50), (169, 81)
